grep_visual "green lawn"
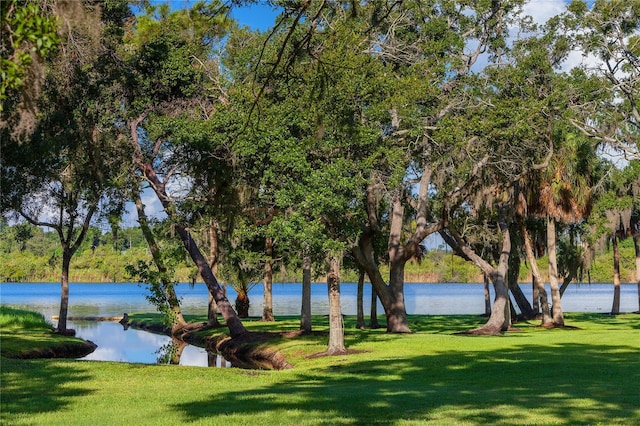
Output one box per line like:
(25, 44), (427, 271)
(2, 309), (639, 425)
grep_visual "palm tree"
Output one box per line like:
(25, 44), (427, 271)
(527, 133), (600, 327)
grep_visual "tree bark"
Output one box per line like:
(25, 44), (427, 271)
(386, 194), (412, 333)
(521, 221), (552, 324)
(57, 250), (71, 333)
(134, 191), (187, 332)
(547, 217), (565, 326)
(356, 268), (365, 329)
(207, 220), (220, 326)
(370, 284), (380, 328)
(352, 232), (410, 332)
(235, 291), (250, 318)
(261, 237), (274, 321)
(53, 203), (95, 334)
(611, 234), (621, 314)
(448, 223), (511, 335)
(507, 229), (536, 319)
(483, 274), (491, 316)
(326, 254), (346, 354)
(300, 254), (312, 333)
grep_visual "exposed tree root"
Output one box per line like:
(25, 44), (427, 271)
(207, 331), (294, 370)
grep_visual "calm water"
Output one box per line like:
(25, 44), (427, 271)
(1, 282), (637, 366)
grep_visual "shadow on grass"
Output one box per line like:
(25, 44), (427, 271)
(172, 341), (640, 425)
(0, 358), (95, 424)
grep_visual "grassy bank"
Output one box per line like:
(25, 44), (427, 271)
(0, 306), (96, 359)
(2, 309), (639, 425)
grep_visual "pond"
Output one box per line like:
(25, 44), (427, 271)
(1, 282), (637, 366)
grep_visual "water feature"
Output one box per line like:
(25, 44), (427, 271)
(1, 282), (637, 366)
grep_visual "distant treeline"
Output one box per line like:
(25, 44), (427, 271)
(1, 222), (635, 284)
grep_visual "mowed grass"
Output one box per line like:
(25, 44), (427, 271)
(2, 308), (639, 425)
(0, 306), (93, 358)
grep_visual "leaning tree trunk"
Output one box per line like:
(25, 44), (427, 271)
(611, 234), (621, 314)
(507, 230), (536, 320)
(300, 254), (312, 333)
(356, 269), (365, 329)
(261, 237), (274, 322)
(547, 217), (565, 326)
(521, 221), (552, 325)
(207, 220), (220, 326)
(326, 254), (347, 354)
(130, 117), (246, 338)
(135, 192), (187, 332)
(449, 223), (511, 335)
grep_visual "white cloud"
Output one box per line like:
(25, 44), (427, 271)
(522, 0), (566, 25)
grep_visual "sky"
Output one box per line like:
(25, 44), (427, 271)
(230, 2), (280, 31)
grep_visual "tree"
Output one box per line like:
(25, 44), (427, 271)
(565, 0), (640, 159)
(589, 169), (634, 314)
(118, 2), (247, 338)
(1, 0), (59, 140)
(1, 0), (130, 333)
(443, 216), (513, 335)
(346, 0), (528, 333)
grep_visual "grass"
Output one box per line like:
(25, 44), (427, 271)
(0, 306), (95, 358)
(2, 308), (640, 425)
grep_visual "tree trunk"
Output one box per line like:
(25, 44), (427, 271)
(559, 270), (576, 298)
(448, 223), (511, 335)
(261, 237), (274, 322)
(235, 291), (250, 318)
(300, 254), (312, 333)
(163, 204), (245, 337)
(135, 192), (187, 331)
(547, 217), (565, 326)
(370, 284), (380, 328)
(326, 254), (346, 354)
(356, 268), (365, 329)
(352, 233), (410, 332)
(53, 204), (95, 335)
(521, 221), (552, 324)
(386, 195), (411, 333)
(130, 119), (246, 338)
(532, 277), (539, 313)
(57, 249), (72, 333)
(611, 234), (621, 314)
(634, 233), (640, 313)
(507, 229), (536, 319)
(483, 274), (491, 316)
(207, 220), (220, 326)
(509, 282), (536, 319)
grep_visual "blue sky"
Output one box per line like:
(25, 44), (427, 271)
(156, 1), (280, 31)
(230, 2), (281, 31)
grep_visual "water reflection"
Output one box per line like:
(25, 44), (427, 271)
(71, 320), (227, 367)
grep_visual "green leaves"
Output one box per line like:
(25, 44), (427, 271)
(0, 0), (59, 105)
